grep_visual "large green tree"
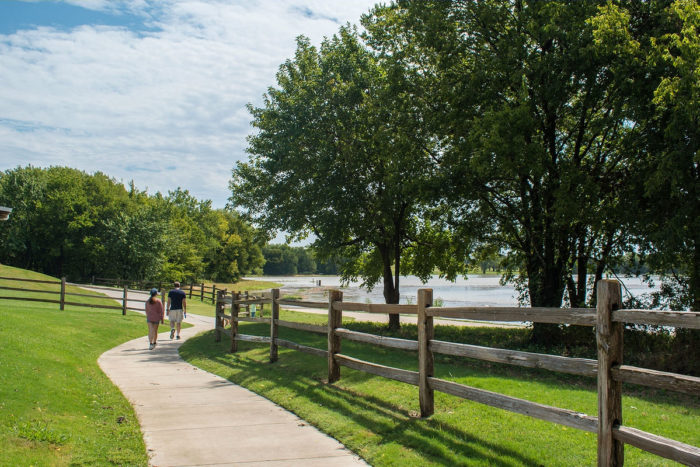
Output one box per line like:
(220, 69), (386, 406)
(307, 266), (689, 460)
(365, 1), (647, 341)
(231, 28), (459, 329)
(592, 0), (700, 311)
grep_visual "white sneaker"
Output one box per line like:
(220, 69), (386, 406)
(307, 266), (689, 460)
(149, 343), (154, 350)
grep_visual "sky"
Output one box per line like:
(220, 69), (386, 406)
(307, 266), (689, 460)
(0, 0), (379, 210)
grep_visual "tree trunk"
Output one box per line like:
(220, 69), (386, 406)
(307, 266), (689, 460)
(575, 236), (588, 307)
(529, 260), (566, 345)
(692, 235), (700, 312)
(379, 244), (400, 330)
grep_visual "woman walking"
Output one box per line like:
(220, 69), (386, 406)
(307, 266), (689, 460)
(145, 288), (164, 350)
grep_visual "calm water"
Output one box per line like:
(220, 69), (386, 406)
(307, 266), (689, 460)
(244, 274), (657, 307)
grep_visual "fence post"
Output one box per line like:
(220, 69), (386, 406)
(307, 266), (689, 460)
(122, 285), (128, 316)
(597, 279), (623, 467)
(245, 290), (250, 316)
(161, 290), (166, 311)
(328, 290), (343, 383)
(215, 290), (223, 342)
(231, 291), (240, 353)
(270, 288), (280, 362)
(418, 288), (434, 417)
(60, 277), (66, 311)
(189, 283), (193, 299)
(212, 284), (216, 304)
(200, 283), (204, 302)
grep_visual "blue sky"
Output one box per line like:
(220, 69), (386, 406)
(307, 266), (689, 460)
(0, 1), (154, 34)
(0, 0), (377, 213)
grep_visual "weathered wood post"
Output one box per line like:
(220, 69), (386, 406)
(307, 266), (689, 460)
(245, 290), (250, 316)
(270, 288), (280, 362)
(597, 279), (623, 466)
(212, 284), (216, 304)
(161, 290), (166, 311)
(215, 290), (224, 342)
(417, 288), (434, 417)
(328, 290), (343, 383)
(122, 285), (128, 316)
(60, 277), (66, 311)
(188, 283), (193, 299)
(231, 291), (240, 353)
(200, 282), (204, 301)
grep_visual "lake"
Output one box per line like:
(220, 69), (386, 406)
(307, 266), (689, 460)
(244, 274), (657, 307)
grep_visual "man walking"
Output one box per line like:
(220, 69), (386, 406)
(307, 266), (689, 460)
(167, 281), (187, 339)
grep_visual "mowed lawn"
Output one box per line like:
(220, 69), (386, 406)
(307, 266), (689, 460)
(180, 312), (700, 467)
(0, 266), (150, 465)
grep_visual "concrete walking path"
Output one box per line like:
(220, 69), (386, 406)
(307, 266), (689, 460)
(94, 289), (366, 467)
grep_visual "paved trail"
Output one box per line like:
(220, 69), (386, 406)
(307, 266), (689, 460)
(90, 287), (366, 467)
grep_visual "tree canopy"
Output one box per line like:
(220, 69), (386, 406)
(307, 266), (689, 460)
(591, 0), (700, 311)
(0, 166), (264, 283)
(231, 28), (463, 329)
(231, 0), (699, 338)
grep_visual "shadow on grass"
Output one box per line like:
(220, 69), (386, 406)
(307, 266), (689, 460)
(181, 330), (545, 467)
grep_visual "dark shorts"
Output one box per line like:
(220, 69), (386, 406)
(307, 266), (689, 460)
(147, 320), (160, 324)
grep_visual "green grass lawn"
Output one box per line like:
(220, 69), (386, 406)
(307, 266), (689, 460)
(180, 310), (699, 466)
(0, 265), (151, 465)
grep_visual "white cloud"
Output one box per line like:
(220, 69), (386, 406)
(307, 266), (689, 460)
(0, 0), (377, 207)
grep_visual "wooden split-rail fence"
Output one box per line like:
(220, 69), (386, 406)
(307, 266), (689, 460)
(0, 276), (164, 315)
(92, 277), (222, 305)
(214, 280), (700, 466)
(1, 275), (249, 315)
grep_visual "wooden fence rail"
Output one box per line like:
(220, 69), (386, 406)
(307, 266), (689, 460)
(0, 276), (157, 315)
(214, 280), (700, 466)
(92, 277), (222, 304)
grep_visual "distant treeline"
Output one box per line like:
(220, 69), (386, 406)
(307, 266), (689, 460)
(261, 244), (340, 275)
(0, 166), (264, 283)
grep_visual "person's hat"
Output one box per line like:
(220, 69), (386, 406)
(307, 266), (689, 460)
(150, 288), (158, 296)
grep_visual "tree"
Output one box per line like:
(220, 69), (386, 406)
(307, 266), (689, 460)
(600, 1), (699, 311)
(0, 166), (47, 271)
(204, 210), (264, 282)
(150, 188), (265, 283)
(367, 1), (644, 342)
(0, 166), (264, 284)
(231, 28), (459, 329)
(295, 247), (317, 274)
(99, 208), (166, 281)
(0, 166), (132, 280)
(262, 244), (299, 275)
(315, 252), (342, 275)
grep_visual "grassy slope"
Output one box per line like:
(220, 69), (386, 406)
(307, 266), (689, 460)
(180, 310), (699, 466)
(0, 265), (149, 466)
